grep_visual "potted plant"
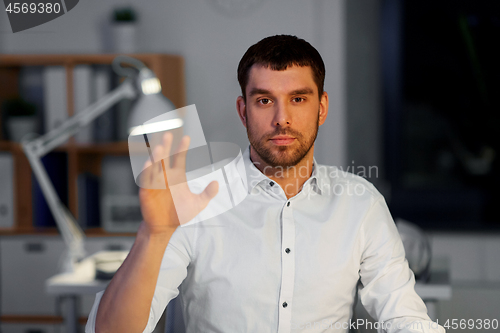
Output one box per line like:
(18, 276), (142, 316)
(111, 7), (138, 53)
(2, 98), (37, 142)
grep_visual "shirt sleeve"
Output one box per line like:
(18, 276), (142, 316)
(358, 197), (446, 333)
(85, 230), (191, 333)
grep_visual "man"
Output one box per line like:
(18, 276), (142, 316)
(87, 35), (445, 333)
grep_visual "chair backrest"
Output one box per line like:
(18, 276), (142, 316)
(165, 296), (186, 333)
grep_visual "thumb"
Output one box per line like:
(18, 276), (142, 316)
(200, 180), (219, 204)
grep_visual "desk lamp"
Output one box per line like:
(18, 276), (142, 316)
(22, 56), (182, 273)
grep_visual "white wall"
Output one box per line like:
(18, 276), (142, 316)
(0, 0), (346, 166)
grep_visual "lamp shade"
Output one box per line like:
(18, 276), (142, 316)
(128, 92), (179, 135)
(126, 66), (182, 135)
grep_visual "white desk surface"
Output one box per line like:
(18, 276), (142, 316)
(47, 256), (452, 301)
(414, 271), (452, 300)
(46, 254), (110, 295)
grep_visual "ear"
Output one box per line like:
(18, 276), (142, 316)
(318, 91), (329, 126)
(236, 95), (247, 128)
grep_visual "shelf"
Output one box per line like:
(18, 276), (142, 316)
(0, 53), (185, 234)
(82, 227), (137, 237)
(73, 141), (129, 154)
(0, 140), (21, 152)
(0, 315), (88, 325)
(0, 140), (129, 153)
(0, 53), (186, 110)
(0, 226), (54, 235)
(0, 227), (136, 237)
(0, 53), (179, 66)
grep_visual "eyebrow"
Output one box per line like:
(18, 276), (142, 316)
(248, 87), (315, 97)
(248, 88), (272, 97)
(290, 88), (314, 95)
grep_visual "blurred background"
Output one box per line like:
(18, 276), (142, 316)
(0, 0), (499, 332)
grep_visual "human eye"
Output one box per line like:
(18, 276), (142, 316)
(292, 97), (305, 103)
(258, 98), (272, 105)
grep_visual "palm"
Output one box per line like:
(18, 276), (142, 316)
(139, 133), (218, 232)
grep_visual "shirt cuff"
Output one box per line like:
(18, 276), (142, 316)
(85, 290), (104, 333)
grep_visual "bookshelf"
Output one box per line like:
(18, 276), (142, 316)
(0, 54), (186, 234)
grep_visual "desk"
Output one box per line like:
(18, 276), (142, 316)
(47, 258), (452, 333)
(352, 270), (452, 332)
(415, 270), (452, 320)
(46, 254), (113, 333)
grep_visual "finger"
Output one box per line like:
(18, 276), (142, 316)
(152, 143), (163, 163)
(172, 135), (190, 170)
(160, 159), (169, 189)
(151, 143), (166, 176)
(140, 160), (153, 188)
(199, 180), (219, 206)
(147, 161), (163, 189)
(162, 132), (173, 168)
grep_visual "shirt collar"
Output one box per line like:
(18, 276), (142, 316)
(310, 157), (325, 195)
(242, 146), (325, 195)
(242, 146), (269, 193)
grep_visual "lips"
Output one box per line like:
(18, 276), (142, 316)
(270, 136), (295, 145)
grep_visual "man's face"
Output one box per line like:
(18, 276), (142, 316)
(237, 65), (328, 168)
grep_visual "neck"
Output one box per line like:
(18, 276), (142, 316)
(250, 146), (315, 199)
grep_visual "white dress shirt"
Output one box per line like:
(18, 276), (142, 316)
(86, 147), (445, 333)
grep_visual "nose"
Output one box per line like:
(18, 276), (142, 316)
(273, 101), (291, 127)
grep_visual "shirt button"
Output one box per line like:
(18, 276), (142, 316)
(282, 302), (288, 308)
(270, 181), (275, 187)
(287, 202), (290, 207)
(285, 248), (290, 254)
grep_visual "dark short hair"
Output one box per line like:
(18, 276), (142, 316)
(237, 35), (325, 101)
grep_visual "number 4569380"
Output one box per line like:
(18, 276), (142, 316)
(5, 2), (61, 14)
(443, 319), (498, 330)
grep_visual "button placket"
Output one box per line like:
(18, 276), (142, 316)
(262, 180), (283, 200)
(277, 199), (295, 333)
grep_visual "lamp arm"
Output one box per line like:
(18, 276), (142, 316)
(25, 79), (137, 157)
(21, 79), (137, 272)
(24, 149), (85, 268)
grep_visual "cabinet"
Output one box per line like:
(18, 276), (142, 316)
(0, 54), (186, 327)
(0, 54), (186, 233)
(0, 323), (60, 333)
(0, 235), (135, 329)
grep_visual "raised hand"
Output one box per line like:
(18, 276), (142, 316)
(139, 132), (219, 234)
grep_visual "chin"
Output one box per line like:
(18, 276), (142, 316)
(267, 150), (304, 168)
(250, 136), (312, 168)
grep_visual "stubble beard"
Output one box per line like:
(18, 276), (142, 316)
(247, 114), (319, 168)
